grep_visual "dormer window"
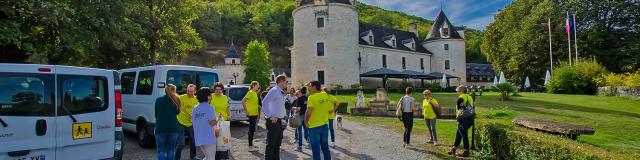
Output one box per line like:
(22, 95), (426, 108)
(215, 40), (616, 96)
(360, 30), (374, 45)
(402, 38), (416, 51)
(441, 22), (450, 38)
(383, 35), (396, 48)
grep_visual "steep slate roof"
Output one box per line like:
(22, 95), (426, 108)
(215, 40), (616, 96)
(359, 22), (431, 54)
(466, 63), (495, 76)
(225, 41), (240, 58)
(425, 10), (463, 41)
(299, 0), (352, 6)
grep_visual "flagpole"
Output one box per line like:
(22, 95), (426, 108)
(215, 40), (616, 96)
(548, 18), (553, 74)
(573, 13), (578, 63)
(566, 11), (572, 66)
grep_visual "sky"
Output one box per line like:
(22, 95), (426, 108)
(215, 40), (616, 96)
(359, 0), (512, 30)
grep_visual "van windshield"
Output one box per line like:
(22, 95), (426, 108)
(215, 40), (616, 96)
(227, 87), (248, 101)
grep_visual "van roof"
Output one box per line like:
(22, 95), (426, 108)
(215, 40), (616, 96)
(0, 63), (115, 73)
(118, 65), (218, 72)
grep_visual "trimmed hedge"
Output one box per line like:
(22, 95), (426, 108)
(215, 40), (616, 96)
(474, 121), (630, 160)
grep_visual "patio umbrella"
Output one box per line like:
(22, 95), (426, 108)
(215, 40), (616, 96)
(499, 71), (506, 84)
(544, 70), (551, 85)
(441, 73), (447, 88)
(360, 68), (407, 89)
(524, 76), (531, 88)
(493, 75), (498, 85)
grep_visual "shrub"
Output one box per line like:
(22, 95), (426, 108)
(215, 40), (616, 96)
(474, 121), (630, 160)
(623, 71), (640, 88)
(547, 59), (608, 94)
(398, 80), (413, 90)
(349, 83), (363, 90)
(424, 82), (443, 92)
(494, 83), (517, 101)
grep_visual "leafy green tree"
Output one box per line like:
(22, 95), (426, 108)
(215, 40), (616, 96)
(243, 40), (272, 89)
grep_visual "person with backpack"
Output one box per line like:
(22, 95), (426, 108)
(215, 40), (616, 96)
(396, 87), (417, 148)
(421, 89), (439, 146)
(447, 86), (476, 157)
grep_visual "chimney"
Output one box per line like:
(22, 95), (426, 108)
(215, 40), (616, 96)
(409, 23), (419, 38)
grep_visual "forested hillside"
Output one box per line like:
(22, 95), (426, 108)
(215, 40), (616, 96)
(1, 0), (485, 68)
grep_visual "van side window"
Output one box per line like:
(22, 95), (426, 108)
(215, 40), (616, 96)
(121, 72), (136, 94)
(136, 70), (155, 95)
(198, 72), (219, 89)
(167, 70), (195, 94)
(59, 75), (109, 115)
(0, 73), (54, 116)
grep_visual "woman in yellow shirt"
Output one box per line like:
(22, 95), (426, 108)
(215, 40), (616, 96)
(242, 81), (260, 151)
(210, 83), (230, 121)
(422, 89), (439, 146)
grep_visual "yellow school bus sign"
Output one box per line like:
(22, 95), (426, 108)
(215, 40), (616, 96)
(73, 122), (92, 140)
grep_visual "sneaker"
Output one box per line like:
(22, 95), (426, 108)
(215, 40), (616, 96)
(447, 148), (457, 156)
(329, 142), (335, 147)
(296, 146), (303, 152)
(433, 141), (439, 146)
(426, 140), (434, 144)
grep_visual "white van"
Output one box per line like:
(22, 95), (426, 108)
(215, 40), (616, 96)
(118, 65), (221, 148)
(224, 85), (250, 121)
(0, 63), (123, 160)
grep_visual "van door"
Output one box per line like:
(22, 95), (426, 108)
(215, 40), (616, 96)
(54, 70), (114, 160)
(0, 71), (56, 160)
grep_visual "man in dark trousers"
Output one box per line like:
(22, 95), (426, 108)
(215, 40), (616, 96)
(261, 75), (288, 160)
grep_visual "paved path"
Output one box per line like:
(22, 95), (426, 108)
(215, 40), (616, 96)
(123, 119), (440, 160)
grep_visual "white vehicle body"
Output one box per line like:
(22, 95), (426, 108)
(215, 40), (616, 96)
(0, 63), (123, 160)
(118, 65), (221, 147)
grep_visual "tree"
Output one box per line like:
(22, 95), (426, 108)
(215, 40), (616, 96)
(243, 40), (272, 89)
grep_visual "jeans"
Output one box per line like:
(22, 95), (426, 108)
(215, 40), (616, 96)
(200, 143), (216, 160)
(328, 119), (335, 142)
(296, 114), (309, 147)
(265, 118), (283, 160)
(308, 124), (331, 160)
(402, 112), (414, 144)
(155, 132), (179, 160)
(248, 116), (258, 146)
(453, 119), (474, 150)
(176, 125), (196, 160)
(425, 119), (438, 142)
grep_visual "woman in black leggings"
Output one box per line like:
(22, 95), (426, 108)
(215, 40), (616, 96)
(398, 87), (417, 147)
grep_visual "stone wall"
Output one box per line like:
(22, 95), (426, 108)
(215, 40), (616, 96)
(598, 86), (640, 97)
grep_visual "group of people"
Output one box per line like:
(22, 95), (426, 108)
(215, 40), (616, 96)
(153, 75), (340, 160)
(259, 75), (340, 160)
(397, 86), (477, 157)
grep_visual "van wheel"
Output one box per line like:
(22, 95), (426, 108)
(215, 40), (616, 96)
(136, 123), (155, 148)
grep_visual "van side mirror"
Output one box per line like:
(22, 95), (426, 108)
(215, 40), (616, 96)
(157, 82), (166, 88)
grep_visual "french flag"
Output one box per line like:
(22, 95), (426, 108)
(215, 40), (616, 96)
(565, 12), (574, 34)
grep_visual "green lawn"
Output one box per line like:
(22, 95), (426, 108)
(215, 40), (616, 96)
(336, 92), (640, 157)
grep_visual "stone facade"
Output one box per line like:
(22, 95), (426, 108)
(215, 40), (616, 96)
(423, 39), (466, 85)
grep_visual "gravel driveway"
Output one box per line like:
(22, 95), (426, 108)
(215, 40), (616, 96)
(123, 119), (440, 160)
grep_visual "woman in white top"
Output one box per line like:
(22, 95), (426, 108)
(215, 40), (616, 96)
(397, 87), (417, 147)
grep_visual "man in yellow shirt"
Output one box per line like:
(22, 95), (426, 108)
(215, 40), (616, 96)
(176, 84), (198, 160)
(322, 87), (339, 147)
(242, 81), (261, 151)
(305, 81), (331, 160)
(210, 83), (230, 121)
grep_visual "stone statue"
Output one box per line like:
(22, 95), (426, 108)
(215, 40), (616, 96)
(356, 90), (365, 108)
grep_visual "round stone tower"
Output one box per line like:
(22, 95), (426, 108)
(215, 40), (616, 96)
(291, 0), (360, 88)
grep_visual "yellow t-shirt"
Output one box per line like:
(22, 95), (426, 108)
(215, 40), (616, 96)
(177, 94), (199, 126)
(244, 90), (259, 116)
(422, 98), (439, 119)
(210, 94), (229, 121)
(327, 94), (338, 119)
(307, 92), (331, 128)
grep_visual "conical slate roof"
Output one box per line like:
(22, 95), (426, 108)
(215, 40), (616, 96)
(225, 41), (240, 58)
(425, 10), (463, 41)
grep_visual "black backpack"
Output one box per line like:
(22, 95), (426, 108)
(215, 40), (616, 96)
(457, 95), (475, 121)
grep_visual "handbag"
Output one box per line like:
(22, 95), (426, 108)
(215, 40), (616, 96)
(288, 112), (301, 128)
(429, 99), (442, 116)
(396, 96), (405, 121)
(457, 95), (476, 121)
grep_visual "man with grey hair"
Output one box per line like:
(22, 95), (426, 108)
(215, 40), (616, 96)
(448, 86), (475, 157)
